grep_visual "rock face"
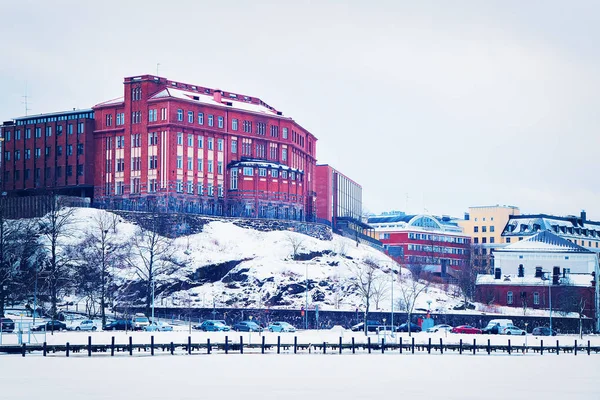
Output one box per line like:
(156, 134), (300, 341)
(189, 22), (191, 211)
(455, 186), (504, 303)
(115, 211), (333, 241)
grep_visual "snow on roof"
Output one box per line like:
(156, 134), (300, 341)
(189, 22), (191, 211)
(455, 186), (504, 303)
(94, 97), (124, 107)
(496, 231), (592, 253)
(149, 88), (285, 117)
(503, 215), (600, 236)
(230, 159), (304, 173)
(476, 273), (594, 287)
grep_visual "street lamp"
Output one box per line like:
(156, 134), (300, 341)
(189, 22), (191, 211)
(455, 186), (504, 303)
(305, 264), (309, 330)
(542, 271), (553, 333)
(390, 267), (394, 337)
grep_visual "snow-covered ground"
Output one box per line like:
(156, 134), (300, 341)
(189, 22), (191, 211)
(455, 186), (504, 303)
(0, 354), (597, 399)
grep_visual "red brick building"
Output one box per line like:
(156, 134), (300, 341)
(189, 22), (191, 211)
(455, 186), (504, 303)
(368, 212), (471, 274)
(1, 110), (96, 197)
(92, 74), (317, 220)
(315, 164), (362, 226)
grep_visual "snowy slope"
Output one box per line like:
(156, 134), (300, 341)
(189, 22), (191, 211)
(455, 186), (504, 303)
(37, 208), (562, 317)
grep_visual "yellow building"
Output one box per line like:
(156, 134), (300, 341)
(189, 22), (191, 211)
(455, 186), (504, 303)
(458, 205), (520, 271)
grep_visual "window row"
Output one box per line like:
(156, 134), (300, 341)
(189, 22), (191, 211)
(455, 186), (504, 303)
(4, 144), (83, 160)
(4, 165), (84, 181)
(473, 226), (495, 233)
(473, 237), (495, 244)
(408, 232), (468, 244)
(407, 244), (467, 254)
(14, 112), (94, 126)
(4, 124), (82, 141)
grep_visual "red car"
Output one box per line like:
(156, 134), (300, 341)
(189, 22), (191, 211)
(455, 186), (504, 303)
(451, 325), (482, 334)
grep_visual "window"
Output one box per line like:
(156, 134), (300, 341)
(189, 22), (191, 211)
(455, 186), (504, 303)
(177, 156), (183, 169)
(230, 169), (238, 190)
(176, 180), (183, 193)
(208, 138), (214, 150)
(161, 108), (167, 121)
(131, 157), (141, 171)
(177, 132), (183, 145)
(231, 140), (237, 153)
(15, 130), (20, 140)
(258, 168), (267, 177)
(243, 167), (253, 176)
(474, 226), (479, 233)
(148, 179), (157, 193)
(506, 238), (511, 243)
(4, 151), (10, 161)
(187, 157), (193, 170)
(149, 132), (158, 145)
(208, 183), (214, 196)
(14, 150), (20, 160)
(77, 165), (84, 176)
(198, 113), (204, 125)
(35, 147), (42, 158)
(35, 127), (41, 138)
(115, 158), (125, 172)
(490, 237), (495, 244)
(482, 226), (487, 233)
(482, 237), (487, 244)
(282, 127), (288, 139)
(25, 128), (31, 139)
(45, 126), (52, 137)
(217, 161), (223, 175)
(217, 139), (224, 152)
(148, 109), (157, 122)
(270, 125), (279, 137)
(507, 291), (513, 305)
(197, 182), (204, 195)
(232, 119), (238, 130)
(116, 113), (124, 125)
(188, 111), (194, 123)
(77, 144), (84, 155)
(77, 122), (84, 133)
(208, 115), (214, 127)
(149, 156), (158, 169)
(533, 292), (539, 305)
(243, 120), (252, 133)
(187, 134), (193, 147)
(490, 226), (495, 233)
(57, 146), (62, 156)
(282, 148), (287, 161)
(218, 184), (223, 197)
(474, 238), (479, 244)
(115, 181), (124, 195)
(197, 158), (203, 172)
(116, 135), (125, 148)
(177, 109), (183, 121)
(256, 122), (266, 135)
(207, 159), (213, 173)
(271, 169), (278, 178)
(198, 136), (204, 148)
(4, 131), (10, 141)
(187, 181), (194, 194)
(131, 134), (141, 148)
(218, 116), (224, 128)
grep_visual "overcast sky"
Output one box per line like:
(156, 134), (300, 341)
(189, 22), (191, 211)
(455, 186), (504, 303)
(1, 0), (599, 220)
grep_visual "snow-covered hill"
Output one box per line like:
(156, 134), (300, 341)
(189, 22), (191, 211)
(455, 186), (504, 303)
(50, 208), (468, 314)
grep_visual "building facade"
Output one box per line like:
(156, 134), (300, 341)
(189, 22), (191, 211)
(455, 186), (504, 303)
(478, 231), (600, 329)
(368, 212), (471, 274)
(1, 110), (96, 197)
(91, 74), (317, 220)
(315, 164), (362, 226)
(500, 211), (600, 253)
(458, 205), (521, 272)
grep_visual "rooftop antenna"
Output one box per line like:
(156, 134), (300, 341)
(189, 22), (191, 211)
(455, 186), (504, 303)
(21, 81), (32, 116)
(156, 63), (160, 76)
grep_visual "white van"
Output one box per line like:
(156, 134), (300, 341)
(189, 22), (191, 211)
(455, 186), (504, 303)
(482, 319), (514, 334)
(132, 313), (150, 330)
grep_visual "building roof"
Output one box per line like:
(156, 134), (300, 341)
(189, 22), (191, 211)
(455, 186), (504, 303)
(502, 213), (600, 236)
(496, 231), (593, 253)
(229, 158), (304, 174)
(149, 88), (285, 118)
(476, 273), (595, 287)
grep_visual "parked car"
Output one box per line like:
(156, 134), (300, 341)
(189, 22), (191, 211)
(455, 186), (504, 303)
(426, 324), (453, 333)
(451, 325), (482, 334)
(194, 320), (231, 332)
(351, 320), (380, 332)
(132, 314), (150, 330)
(0, 317), (15, 333)
(482, 319), (514, 335)
(232, 321), (263, 332)
(144, 321), (174, 332)
(71, 319), (99, 331)
(104, 319), (134, 331)
(268, 322), (296, 333)
(32, 320), (67, 332)
(397, 323), (422, 332)
(532, 326), (557, 336)
(501, 325), (526, 335)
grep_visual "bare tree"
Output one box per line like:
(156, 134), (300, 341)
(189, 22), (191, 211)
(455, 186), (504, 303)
(397, 264), (430, 336)
(127, 220), (177, 318)
(285, 232), (304, 260)
(38, 195), (76, 321)
(457, 253), (477, 308)
(71, 212), (127, 326)
(348, 257), (381, 335)
(371, 275), (390, 310)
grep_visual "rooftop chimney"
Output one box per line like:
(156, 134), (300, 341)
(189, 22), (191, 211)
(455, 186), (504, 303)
(535, 266), (543, 278)
(552, 266), (560, 285)
(494, 268), (501, 280)
(518, 265), (524, 278)
(213, 90), (222, 103)
(581, 210), (587, 222)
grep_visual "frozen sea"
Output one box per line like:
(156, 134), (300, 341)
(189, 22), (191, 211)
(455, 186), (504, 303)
(0, 353), (597, 400)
